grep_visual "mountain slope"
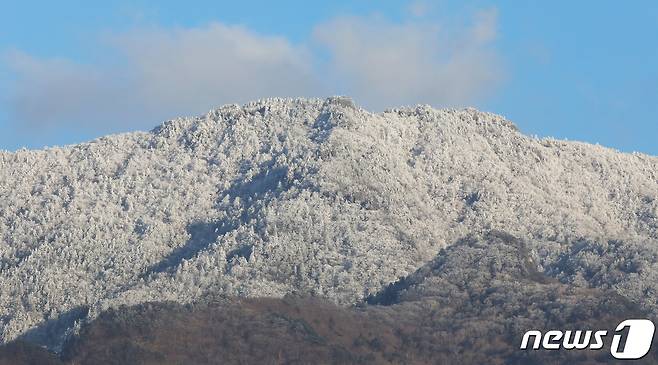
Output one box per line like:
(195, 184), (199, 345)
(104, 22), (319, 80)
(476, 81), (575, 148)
(1, 97), (657, 350)
(2, 232), (654, 364)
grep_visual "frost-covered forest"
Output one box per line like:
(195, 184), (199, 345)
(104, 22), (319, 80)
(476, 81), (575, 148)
(0, 97), (657, 351)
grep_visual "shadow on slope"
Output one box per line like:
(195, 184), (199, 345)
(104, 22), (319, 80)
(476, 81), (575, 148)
(143, 163), (293, 277)
(367, 231), (552, 306)
(13, 306), (89, 354)
(0, 341), (62, 365)
(143, 221), (231, 276)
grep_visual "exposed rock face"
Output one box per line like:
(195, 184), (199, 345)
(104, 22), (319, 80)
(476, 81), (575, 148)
(0, 97), (657, 352)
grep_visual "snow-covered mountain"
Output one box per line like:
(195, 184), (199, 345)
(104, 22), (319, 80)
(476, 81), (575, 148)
(1, 97), (657, 350)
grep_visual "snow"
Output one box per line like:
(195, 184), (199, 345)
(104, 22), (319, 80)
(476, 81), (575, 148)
(0, 96), (657, 350)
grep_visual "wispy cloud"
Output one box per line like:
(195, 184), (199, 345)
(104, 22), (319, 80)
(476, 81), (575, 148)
(314, 8), (502, 110)
(5, 24), (319, 130)
(3, 7), (503, 133)
(113, 23), (320, 115)
(5, 50), (133, 128)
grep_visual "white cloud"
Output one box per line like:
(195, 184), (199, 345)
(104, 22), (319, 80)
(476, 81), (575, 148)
(5, 50), (135, 128)
(112, 23), (320, 115)
(313, 8), (503, 110)
(5, 23), (320, 130)
(3, 8), (503, 132)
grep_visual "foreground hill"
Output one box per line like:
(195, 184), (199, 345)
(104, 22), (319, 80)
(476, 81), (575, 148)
(1, 97), (657, 352)
(2, 232), (654, 364)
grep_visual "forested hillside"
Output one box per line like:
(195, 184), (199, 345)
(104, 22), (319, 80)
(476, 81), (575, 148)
(1, 97), (657, 352)
(3, 232), (655, 364)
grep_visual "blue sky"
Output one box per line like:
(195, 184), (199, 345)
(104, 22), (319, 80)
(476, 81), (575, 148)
(1, 1), (657, 155)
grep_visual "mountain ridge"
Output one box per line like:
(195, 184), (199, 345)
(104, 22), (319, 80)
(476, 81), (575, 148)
(1, 97), (657, 351)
